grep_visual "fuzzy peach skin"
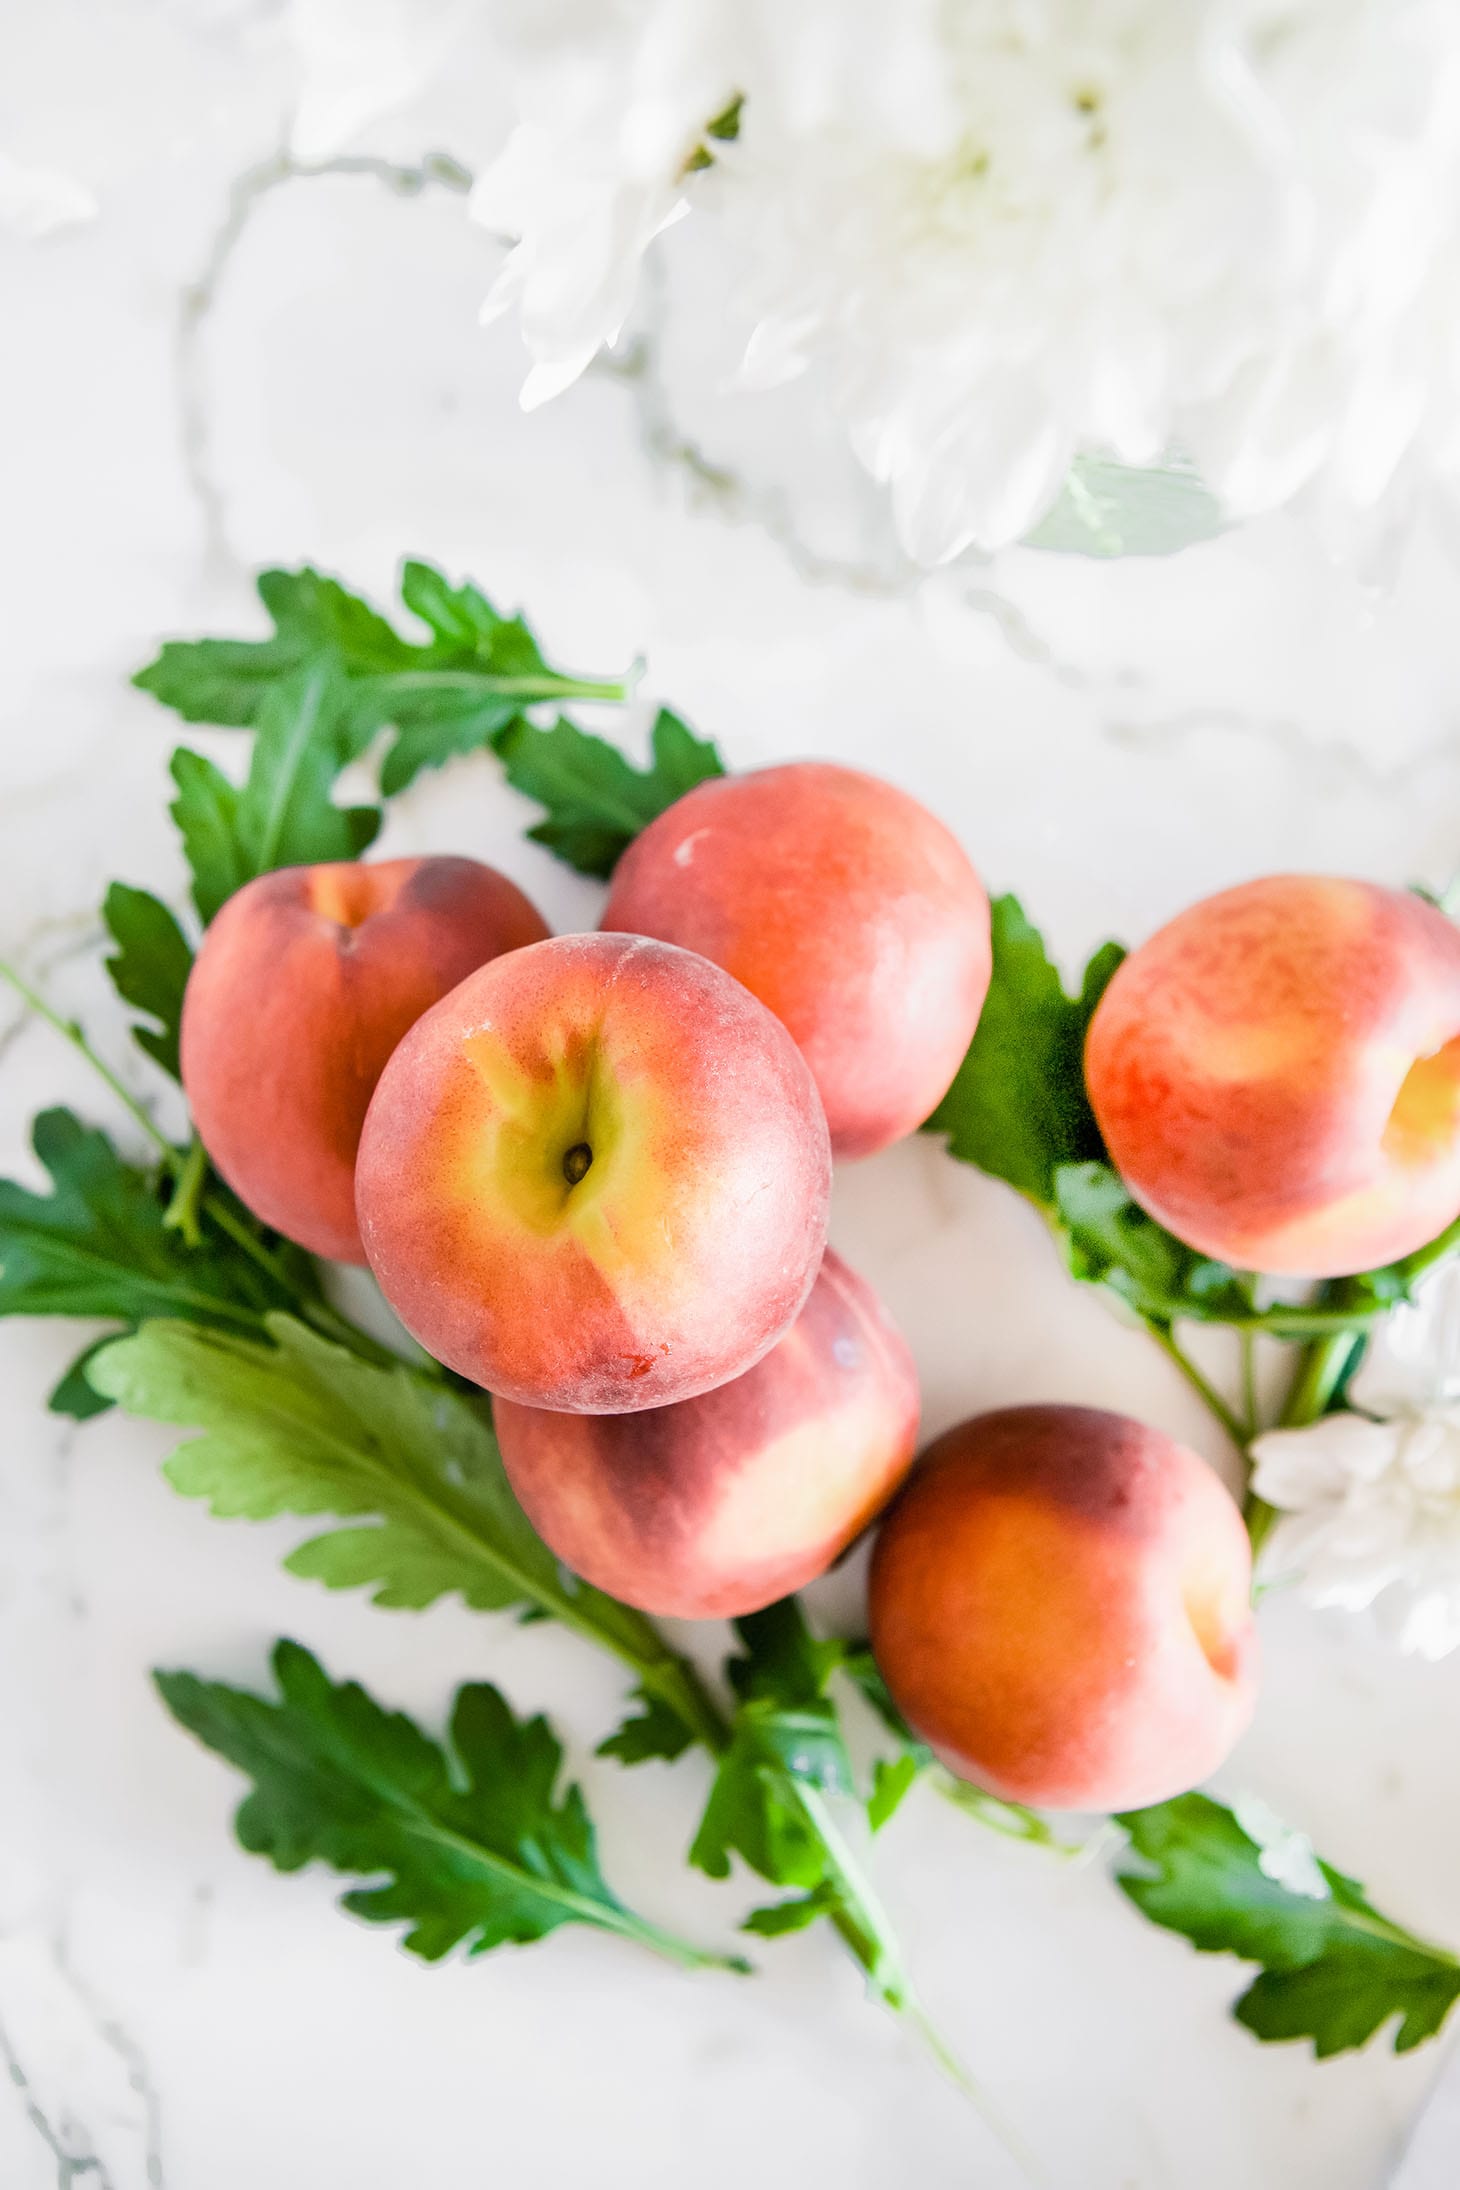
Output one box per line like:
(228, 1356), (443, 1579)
(868, 1405), (1258, 1812)
(181, 856), (549, 1263)
(355, 932), (833, 1411)
(494, 1249), (919, 1618)
(599, 761), (992, 1157)
(1085, 876), (1460, 1277)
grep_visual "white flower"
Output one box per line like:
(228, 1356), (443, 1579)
(285, 0), (474, 163)
(472, 0), (739, 408)
(468, 0), (1460, 560)
(1251, 1261), (1460, 1658)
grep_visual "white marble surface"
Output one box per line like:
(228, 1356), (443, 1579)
(6, 8), (1460, 2188)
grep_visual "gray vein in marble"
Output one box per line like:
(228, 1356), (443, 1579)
(0, 1935), (164, 2190)
(178, 142), (474, 573)
(1103, 704), (1460, 794)
(586, 298), (1168, 701)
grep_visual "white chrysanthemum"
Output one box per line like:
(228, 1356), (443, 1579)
(285, 0), (474, 163)
(1251, 1262), (1460, 1659)
(473, 1), (739, 409)
(470, 0), (1460, 559)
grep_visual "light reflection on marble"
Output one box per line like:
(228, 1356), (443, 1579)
(4, 7), (1460, 2187)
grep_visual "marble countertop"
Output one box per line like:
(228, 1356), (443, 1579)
(6, 9), (1460, 2188)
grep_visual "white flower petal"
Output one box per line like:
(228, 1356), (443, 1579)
(285, 0), (469, 161)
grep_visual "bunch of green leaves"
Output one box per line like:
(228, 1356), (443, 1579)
(133, 561), (724, 893)
(10, 552), (1459, 2070)
(89, 1318), (928, 2030)
(159, 1639), (742, 1972)
(90, 1314), (725, 1752)
(0, 1107), (307, 1418)
(688, 1603), (912, 2001)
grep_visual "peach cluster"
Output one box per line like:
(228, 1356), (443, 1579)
(179, 753), (1460, 1816)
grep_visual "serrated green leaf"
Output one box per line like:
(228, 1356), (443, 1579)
(47, 1337), (118, 1421)
(168, 748), (252, 925)
(688, 1601), (914, 2013)
(922, 897), (1120, 1203)
(1054, 1161), (1250, 1323)
(597, 1686), (696, 1767)
(867, 1754), (922, 1833)
(689, 1602), (854, 1887)
(498, 707), (726, 879)
(156, 1639), (736, 1970)
(89, 1315), (707, 1744)
(101, 883), (193, 1080)
(743, 1884), (840, 1937)
(0, 1108), (292, 1338)
(170, 666), (382, 922)
(134, 560), (637, 804)
(134, 567), (415, 726)
(1117, 1794), (1460, 2057)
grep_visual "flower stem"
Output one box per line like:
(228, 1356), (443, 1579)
(1144, 1321), (1248, 1446)
(1243, 1303), (1366, 1548)
(0, 958), (175, 1161)
(163, 1136), (209, 1246)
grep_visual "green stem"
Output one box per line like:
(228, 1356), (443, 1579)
(0, 959), (175, 1161)
(1243, 1300), (1366, 1549)
(640, 1653), (731, 1758)
(1238, 1328), (1259, 1442)
(1278, 1329), (1364, 1430)
(163, 1136), (208, 1247)
(1144, 1321), (1248, 1447)
(935, 1772), (1070, 1854)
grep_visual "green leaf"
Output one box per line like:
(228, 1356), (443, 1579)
(89, 1315), (704, 1742)
(688, 1602), (915, 2013)
(496, 707), (726, 879)
(690, 1601), (853, 1888)
(868, 1754), (923, 1834)
(101, 884), (193, 1080)
(170, 666), (382, 923)
(134, 561), (638, 803)
(1117, 1794), (1460, 2057)
(134, 567), (415, 726)
(0, 1108), (294, 1340)
(922, 896), (1121, 1203)
(597, 1686), (696, 1767)
(1024, 454), (1225, 560)
(1054, 1162), (1250, 1324)
(742, 1883), (839, 1937)
(47, 1337), (118, 1421)
(156, 1639), (737, 1970)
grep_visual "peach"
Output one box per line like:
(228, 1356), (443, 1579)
(355, 932), (832, 1411)
(600, 761), (991, 1156)
(181, 856), (549, 1262)
(494, 1249), (919, 1619)
(1085, 876), (1460, 1277)
(868, 1405), (1258, 1812)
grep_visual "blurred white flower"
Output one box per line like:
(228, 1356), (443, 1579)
(472, 1), (738, 408)
(1251, 1260), (1460, 1659)
(286, 0), (472, 162)
(468, 0), (1460, 559)
(0, 152), (97, 240)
